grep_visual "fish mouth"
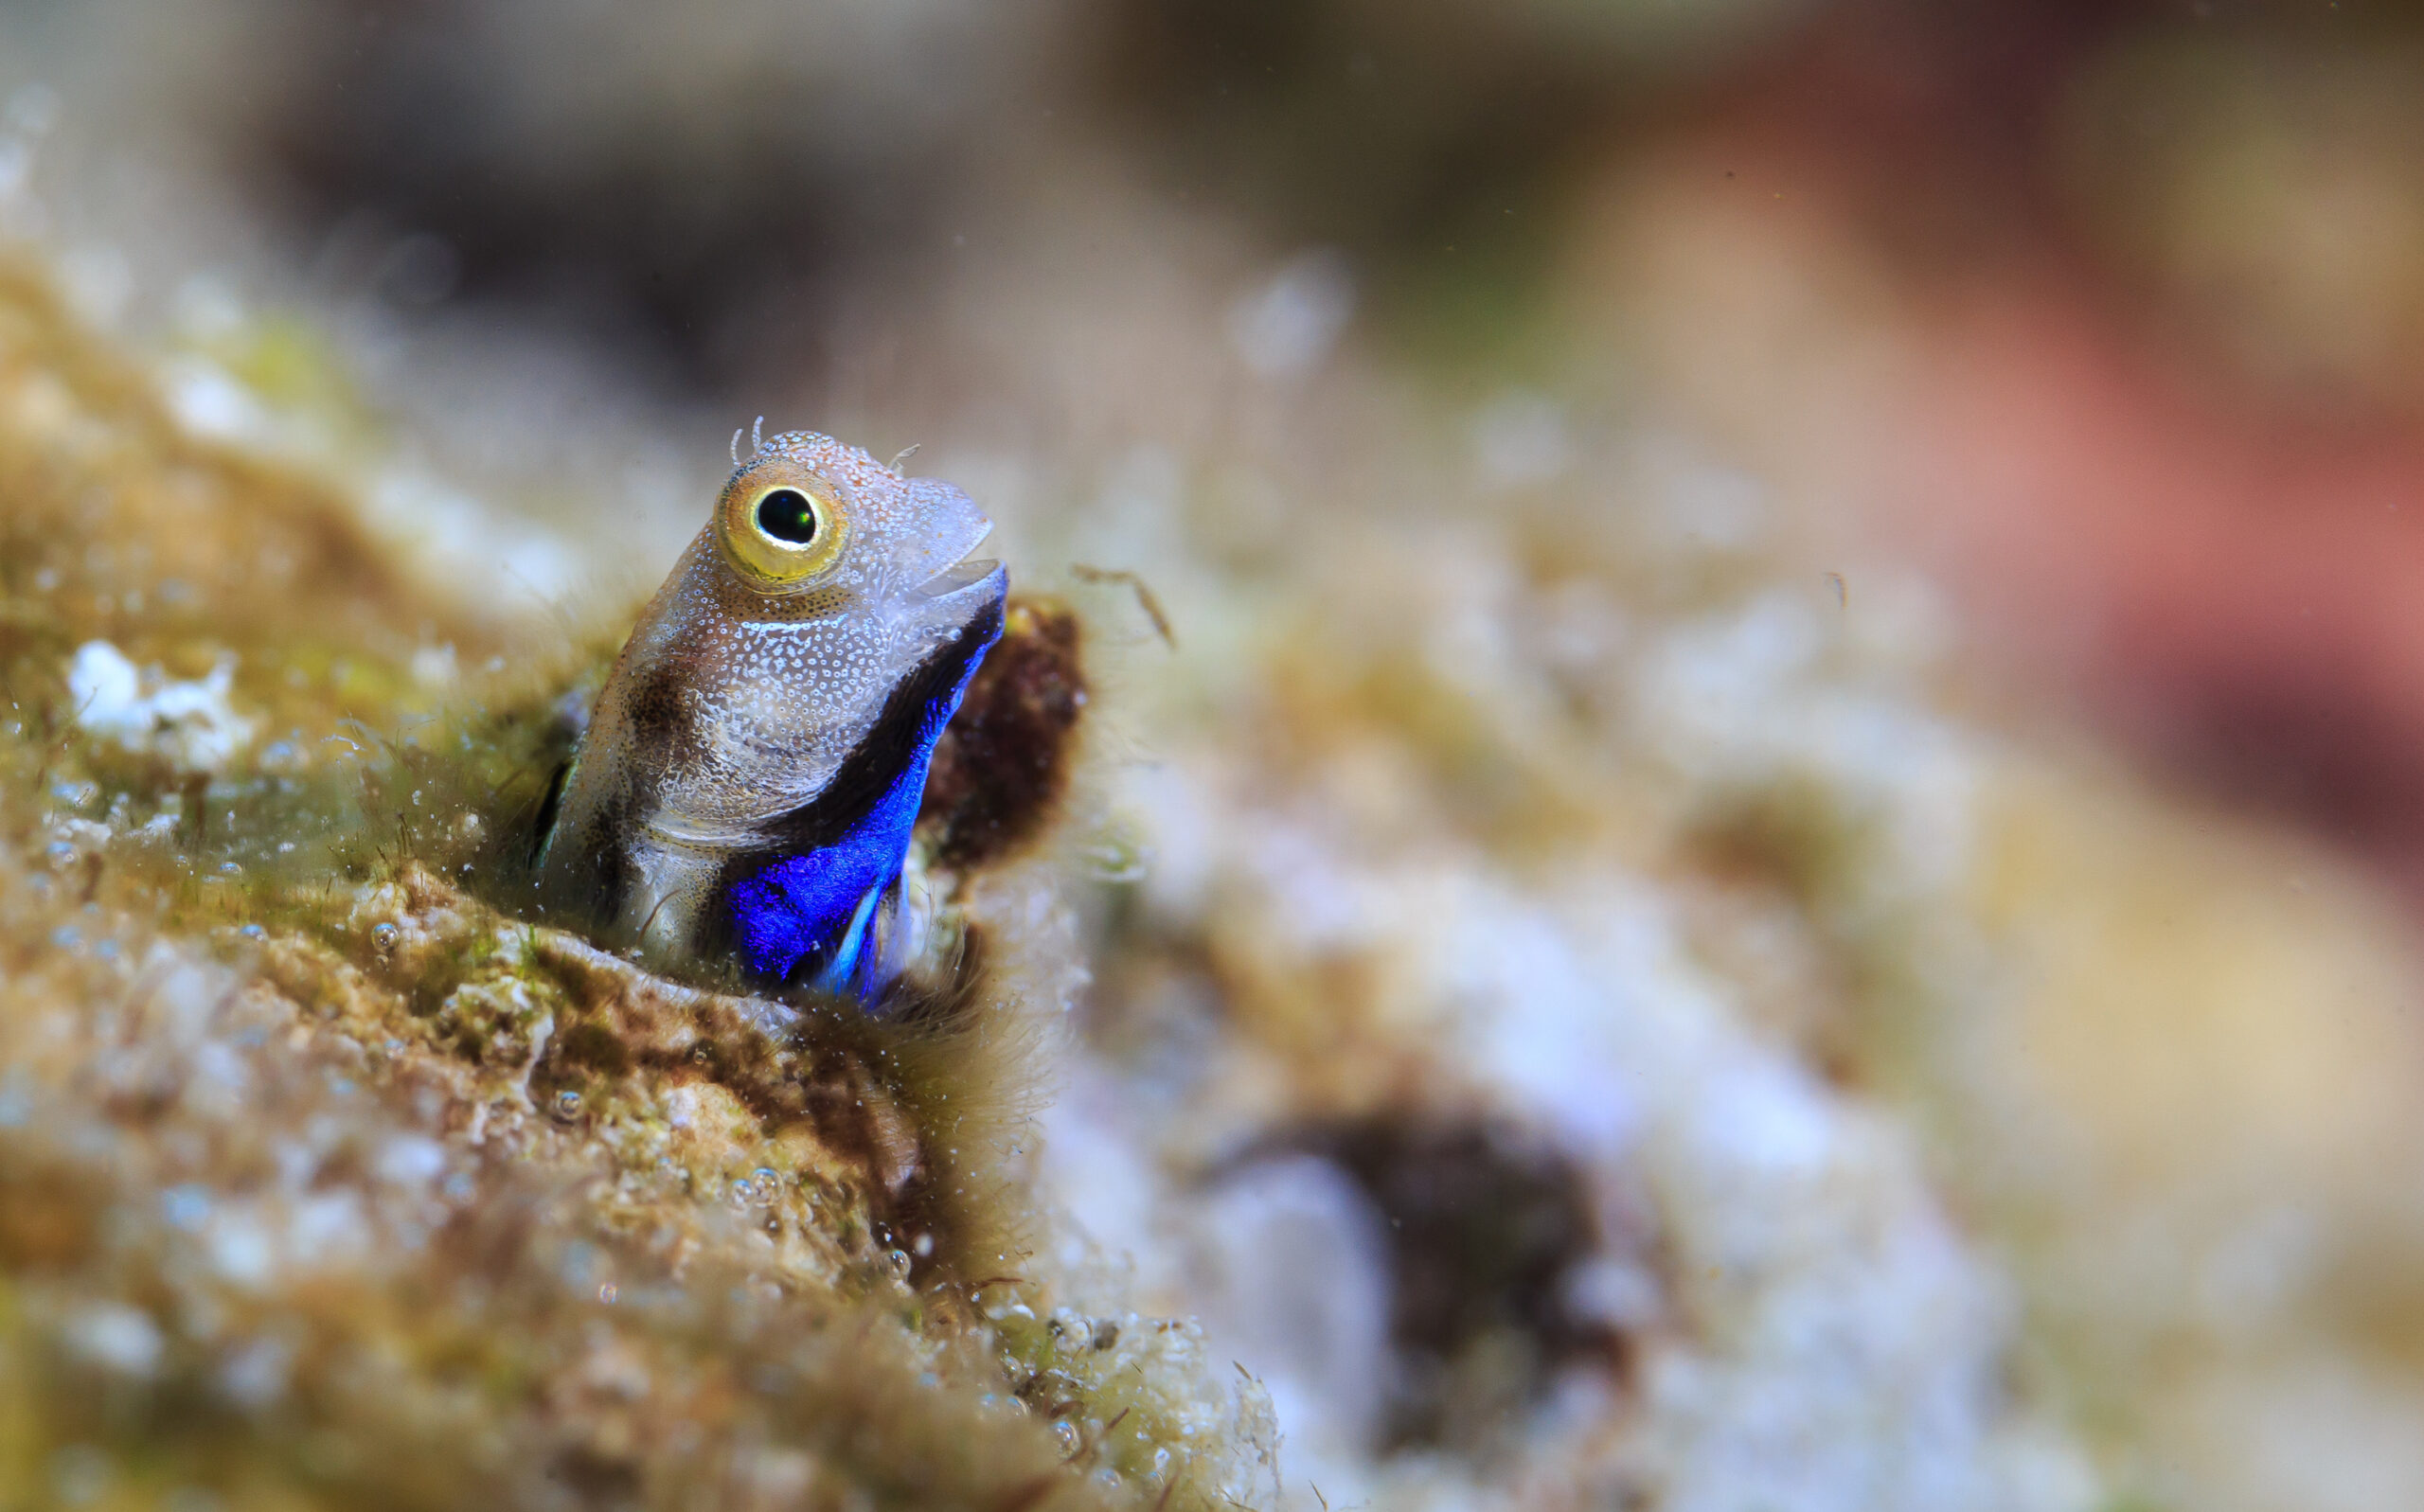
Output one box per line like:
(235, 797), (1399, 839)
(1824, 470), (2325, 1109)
(905, 549), (1007, 644)
(912, 554), (1005, 602)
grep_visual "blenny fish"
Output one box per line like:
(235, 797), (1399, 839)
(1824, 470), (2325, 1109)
(533, 429), (1007, 1003)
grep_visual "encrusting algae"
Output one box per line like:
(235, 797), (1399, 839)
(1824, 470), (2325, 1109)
(23, 133), (2424, 1507)
(0, 256), (1276, 1510)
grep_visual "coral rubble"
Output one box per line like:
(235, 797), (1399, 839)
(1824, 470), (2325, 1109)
(0, 258), (1271, 1511)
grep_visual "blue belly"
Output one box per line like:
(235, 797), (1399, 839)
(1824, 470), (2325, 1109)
(724, 766), (925, 996)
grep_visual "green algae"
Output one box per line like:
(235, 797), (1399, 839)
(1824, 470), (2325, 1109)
(0, 255), (1274, 1512)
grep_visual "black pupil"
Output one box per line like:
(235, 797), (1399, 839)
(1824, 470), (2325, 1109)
(757, 489), (819, 544)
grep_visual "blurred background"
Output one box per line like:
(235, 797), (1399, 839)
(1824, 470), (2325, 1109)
(7, 1), (2424, 1508)
(16, 0), (2424, 870)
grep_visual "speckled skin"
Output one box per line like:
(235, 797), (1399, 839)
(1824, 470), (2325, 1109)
(533, 431), (1007, 987)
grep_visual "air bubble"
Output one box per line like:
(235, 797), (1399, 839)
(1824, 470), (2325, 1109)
(370, 922), (401, 955)
(553, 1089), (583, 1120)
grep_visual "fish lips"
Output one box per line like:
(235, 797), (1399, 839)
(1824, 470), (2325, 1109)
(908, 555), (1007, 640)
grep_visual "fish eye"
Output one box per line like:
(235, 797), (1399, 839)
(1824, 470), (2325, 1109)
(757, 489), (819, 544)
(717, 471), (848, 588)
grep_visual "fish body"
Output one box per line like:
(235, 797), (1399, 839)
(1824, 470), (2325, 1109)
(534, 431), (1006, 1001)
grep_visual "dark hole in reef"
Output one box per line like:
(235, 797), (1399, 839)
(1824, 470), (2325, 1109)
(918, 598), (1087, 870)
(757, 489), (818, 545)
(548, 1445), (641, 1501)
(1269, 1116), (1641, 1454)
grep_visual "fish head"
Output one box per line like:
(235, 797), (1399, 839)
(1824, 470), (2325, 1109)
(533, 430), (1009, 995)
(594, 432), (1007, 842)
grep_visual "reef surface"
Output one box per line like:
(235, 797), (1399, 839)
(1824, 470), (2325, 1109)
(8, 137), (2424, 1512)
(0, 258), (1276, 1511)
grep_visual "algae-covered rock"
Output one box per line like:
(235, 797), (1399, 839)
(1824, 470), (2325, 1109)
(13, 58), (2424, 1502)
(0, 257), (1274, 1511)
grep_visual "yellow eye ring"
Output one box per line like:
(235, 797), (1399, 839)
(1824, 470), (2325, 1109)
(717, 473), (848, 587)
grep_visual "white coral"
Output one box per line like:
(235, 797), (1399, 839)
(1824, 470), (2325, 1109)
(67, 639), (257, 774)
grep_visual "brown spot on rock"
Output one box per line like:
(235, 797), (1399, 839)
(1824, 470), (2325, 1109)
(0, 1164), (97, 1271)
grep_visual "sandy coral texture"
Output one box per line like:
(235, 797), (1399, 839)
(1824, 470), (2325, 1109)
(0, 258), (1276, 1512)
(8, 82), (2424, 1509)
